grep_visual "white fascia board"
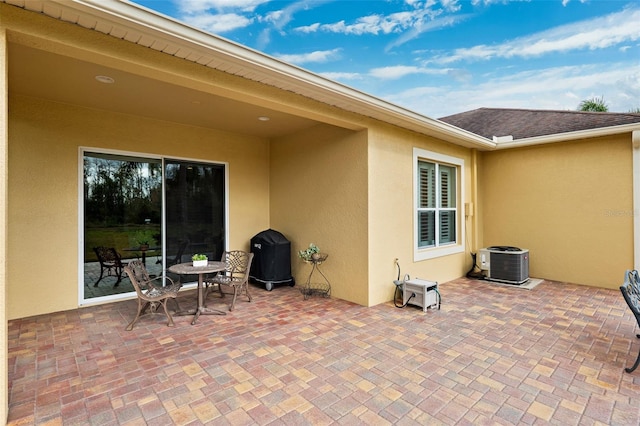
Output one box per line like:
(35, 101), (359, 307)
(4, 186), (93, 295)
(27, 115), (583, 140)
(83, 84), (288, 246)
(494, 123), (640, 150)
(40, 0), (493, 150)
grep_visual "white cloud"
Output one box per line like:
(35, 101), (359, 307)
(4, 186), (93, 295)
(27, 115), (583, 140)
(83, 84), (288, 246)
(435, 6), (640, 63)
(369, 65), (448, 79)
(386, 14), (470, 51)
(370, 65), (421, 79)
(263, 0), (330, 30)
(440, 0), (462, 12)
(309, 15), (404, 36)
(175, 0), (268, 14)
(385, 62), (640, 117)
(293, 2), (447, 36)
(471, 0), (533, 5)
(296, 22), (321, 33)
(174, 0), (270, 33)
(177, 0), (336, 37)
(319, 71), (363, 81)
(447, 68), (473, 83)
(291, 3), (469, 51)
(274, 48), (342, 65)
(562, 0), (588, 6)
(256, 1), (319, 49)
(182, 12), (253, 33)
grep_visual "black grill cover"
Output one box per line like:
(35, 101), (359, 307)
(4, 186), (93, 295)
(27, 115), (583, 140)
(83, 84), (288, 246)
(249, 229), (293, 285)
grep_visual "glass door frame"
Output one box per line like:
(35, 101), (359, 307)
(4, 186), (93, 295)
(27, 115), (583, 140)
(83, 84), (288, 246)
(78, 147), (229, 306)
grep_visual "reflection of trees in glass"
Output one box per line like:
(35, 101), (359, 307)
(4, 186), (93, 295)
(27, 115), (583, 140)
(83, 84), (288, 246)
(165, 161), (225, 258)
(84, 153), (162, 226)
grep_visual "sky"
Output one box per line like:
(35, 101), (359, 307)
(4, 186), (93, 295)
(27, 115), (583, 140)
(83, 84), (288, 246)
(130, 0), (640, 118)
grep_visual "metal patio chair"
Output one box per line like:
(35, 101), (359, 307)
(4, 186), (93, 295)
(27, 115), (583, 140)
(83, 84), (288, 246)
(92, 246), (128, 287)
(620, 269), (640, 373)
(204, 250), (254, 311)
(156, 239), (189, 267)
(123, 260), (182, 331)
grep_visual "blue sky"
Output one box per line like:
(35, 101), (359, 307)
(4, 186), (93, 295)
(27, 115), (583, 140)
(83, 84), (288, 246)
(131, 0), (640, 118)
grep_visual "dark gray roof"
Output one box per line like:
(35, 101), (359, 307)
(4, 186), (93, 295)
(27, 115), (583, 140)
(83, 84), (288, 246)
(438, 108), (640, 140)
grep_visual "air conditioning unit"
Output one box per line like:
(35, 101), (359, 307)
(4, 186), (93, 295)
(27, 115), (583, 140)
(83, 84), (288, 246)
(479, 246), (529, 285)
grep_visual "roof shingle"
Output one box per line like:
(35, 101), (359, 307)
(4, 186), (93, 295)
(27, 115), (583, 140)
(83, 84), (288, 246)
(439, 108), (640, 140)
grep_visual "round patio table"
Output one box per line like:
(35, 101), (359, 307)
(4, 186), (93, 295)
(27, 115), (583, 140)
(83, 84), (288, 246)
(168, 261), (226, 324)
(123, 246), (160, 267)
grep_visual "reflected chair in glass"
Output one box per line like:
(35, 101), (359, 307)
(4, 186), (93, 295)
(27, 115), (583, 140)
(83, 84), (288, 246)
(204, 250), (254, 311)
(123, 260), (182, 331)
(92, 246), (128, 287)
(156, 239), (189, 267)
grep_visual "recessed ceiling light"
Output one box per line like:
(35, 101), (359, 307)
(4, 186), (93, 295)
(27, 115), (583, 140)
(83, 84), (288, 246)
(258, 116), (270, 121)
(95, 75), (115, 84)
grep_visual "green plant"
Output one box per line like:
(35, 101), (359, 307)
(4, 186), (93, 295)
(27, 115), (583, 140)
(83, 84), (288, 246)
(298, 243), (320, 261)
(134, 229), (156, 246)
(192, 254), (208, 261)
(578, 96), (608, 112)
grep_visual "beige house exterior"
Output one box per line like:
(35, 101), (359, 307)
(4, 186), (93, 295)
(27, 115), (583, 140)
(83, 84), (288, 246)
(480, 133), (636, 287)
(1, 0), (639, 420)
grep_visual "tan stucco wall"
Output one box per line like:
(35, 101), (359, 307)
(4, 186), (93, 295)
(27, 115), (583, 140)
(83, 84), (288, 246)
(8, 94), (270, 319)
(479, 135), (633, 288)
(368, 124), (476, 305)
(270, 125), (369, 305)
(270, 121), (479, 307)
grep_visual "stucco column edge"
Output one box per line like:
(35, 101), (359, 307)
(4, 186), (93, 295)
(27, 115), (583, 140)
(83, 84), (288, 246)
(0, 23), (8, 423)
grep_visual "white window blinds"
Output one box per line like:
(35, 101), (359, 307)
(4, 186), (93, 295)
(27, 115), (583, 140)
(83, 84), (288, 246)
(418, 160), (457, 248)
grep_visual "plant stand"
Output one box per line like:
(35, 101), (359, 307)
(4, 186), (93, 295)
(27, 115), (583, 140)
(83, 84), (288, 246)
(301, 253), (331, 300)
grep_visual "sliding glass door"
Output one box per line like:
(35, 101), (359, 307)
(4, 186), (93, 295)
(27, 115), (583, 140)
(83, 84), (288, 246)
(164, 160), (225, 273)
(82, 151), (225, 301)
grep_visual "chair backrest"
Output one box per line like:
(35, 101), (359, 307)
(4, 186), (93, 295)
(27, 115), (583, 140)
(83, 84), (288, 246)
(94, 246), (123, 266)
(168, 240), (189, 266)
(221, 250), (254, 282)
(620, 269), (640, 327)
(124, 260), (152, 296)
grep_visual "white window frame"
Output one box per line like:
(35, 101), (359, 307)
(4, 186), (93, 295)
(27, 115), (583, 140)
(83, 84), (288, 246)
(413, 148), (465, 261)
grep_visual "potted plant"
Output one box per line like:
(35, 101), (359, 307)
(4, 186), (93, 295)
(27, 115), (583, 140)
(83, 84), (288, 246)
(192, 254), (208, 267)
(134, 229), (156, 250)
(298, 243), (321, 262)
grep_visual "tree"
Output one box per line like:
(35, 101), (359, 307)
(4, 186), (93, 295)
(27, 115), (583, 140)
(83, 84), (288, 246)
(578, 96), (609, 112)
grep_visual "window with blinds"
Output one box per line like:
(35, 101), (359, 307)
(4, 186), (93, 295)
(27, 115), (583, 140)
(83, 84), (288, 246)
(414, 148), (464, 260)
(417, 161), (457, 248)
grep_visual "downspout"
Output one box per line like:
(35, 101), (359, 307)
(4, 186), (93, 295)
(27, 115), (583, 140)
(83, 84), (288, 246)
(634, 130), (640, 270)
(468, 149), (479, 253)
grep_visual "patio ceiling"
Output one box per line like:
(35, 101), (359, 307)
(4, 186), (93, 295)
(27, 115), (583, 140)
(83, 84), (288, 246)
(8, 42), (322, 139)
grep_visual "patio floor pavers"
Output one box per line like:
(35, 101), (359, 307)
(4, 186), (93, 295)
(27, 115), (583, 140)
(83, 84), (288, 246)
(7, 277), (640, 425)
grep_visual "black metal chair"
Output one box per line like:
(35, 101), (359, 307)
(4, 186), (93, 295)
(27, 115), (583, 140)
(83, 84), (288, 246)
(620, 269), (640, 373)
(156, 239), (189, 267)
(123, 260), (182, 331)
(93, 246), (128, 287)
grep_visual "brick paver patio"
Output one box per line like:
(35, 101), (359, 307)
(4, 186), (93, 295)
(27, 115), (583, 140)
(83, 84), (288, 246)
(7, 277), (640, 425)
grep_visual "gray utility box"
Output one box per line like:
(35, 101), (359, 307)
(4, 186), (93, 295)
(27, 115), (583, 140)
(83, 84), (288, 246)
(403, 278), (438, 312)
